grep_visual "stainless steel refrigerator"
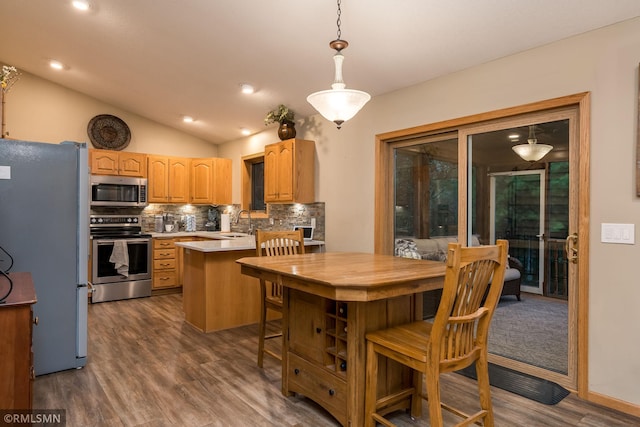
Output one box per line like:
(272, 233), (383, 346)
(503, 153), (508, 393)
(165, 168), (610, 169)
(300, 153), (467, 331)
(0, 139), (88, 375)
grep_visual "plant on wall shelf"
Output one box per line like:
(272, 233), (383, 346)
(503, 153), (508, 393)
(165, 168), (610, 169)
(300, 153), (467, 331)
(0, 65), (20, 93)
(264, 104), (295, 126)
(1, 65), (21, 138)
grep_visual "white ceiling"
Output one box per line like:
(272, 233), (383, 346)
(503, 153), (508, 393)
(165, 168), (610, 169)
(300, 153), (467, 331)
(1, 1), (640, 145)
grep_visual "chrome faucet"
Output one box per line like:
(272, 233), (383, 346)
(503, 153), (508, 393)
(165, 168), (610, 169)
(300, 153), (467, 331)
(235, 209), (253, 235)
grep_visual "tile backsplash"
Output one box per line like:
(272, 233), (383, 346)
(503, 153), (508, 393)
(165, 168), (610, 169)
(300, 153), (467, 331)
(134, 202), (325, 241)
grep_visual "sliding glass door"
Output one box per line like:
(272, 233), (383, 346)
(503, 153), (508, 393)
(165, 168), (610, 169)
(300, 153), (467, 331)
(379, 96), (587, 391)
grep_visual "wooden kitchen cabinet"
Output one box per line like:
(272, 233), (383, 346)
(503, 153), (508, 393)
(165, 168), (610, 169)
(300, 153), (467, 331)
(90, 149), (147, 177)
(152, 238), (180, 290)
(0, 272), (37, 411)
(264, 138), (315, 203)
(190, 158), (232, 205)
(147, 155), (190, 203)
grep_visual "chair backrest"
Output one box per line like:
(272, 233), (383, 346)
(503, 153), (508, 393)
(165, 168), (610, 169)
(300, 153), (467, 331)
(430, 239), (508, 372)
(255, 229), (305, 257)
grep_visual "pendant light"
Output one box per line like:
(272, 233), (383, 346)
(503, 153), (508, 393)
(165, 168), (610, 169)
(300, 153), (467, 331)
(307, 0), (371, 129)
(512, 125), (553, 162)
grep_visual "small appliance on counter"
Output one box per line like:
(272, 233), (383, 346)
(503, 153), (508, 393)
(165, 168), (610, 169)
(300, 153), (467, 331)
(205, 208), (220, 231)
(154, 215), (164, 233)
(162, 213), (179, 233)
(183, 215), (196, 232)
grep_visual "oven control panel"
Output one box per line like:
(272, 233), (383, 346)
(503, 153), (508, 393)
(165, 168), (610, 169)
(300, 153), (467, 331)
(90, 215), (140, 226)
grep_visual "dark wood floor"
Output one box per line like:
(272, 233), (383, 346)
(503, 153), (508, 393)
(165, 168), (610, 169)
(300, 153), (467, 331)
(34, 294), (639, 426)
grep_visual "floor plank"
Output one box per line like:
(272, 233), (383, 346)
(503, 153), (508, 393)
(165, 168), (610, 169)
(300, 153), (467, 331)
(33, 294), (640, 426)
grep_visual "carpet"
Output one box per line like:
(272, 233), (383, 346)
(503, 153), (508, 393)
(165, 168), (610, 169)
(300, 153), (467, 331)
(488, 295), (568, 374)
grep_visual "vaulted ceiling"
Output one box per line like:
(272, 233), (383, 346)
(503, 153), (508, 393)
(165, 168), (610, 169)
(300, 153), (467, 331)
(1, 1), (639, 144)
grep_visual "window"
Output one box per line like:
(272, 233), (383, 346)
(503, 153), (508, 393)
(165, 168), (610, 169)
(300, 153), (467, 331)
(241, 153), (268, 216)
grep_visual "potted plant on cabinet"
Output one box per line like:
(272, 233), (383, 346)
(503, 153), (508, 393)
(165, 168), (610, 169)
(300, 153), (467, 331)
(264, 104), (296, 140)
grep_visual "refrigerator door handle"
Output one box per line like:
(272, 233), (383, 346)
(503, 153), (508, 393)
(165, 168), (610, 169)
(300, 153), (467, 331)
(77, 283), (88, 360)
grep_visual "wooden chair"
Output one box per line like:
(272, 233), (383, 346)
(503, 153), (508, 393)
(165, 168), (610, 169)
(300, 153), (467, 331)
(255, 229), (305, 368)
(364, 240), (508, 427)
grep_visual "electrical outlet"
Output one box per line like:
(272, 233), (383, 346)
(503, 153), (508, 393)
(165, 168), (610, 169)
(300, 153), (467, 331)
(601, 223), (635, 244)
(311, 218), (316, 227)
(269, 218), (274, 225)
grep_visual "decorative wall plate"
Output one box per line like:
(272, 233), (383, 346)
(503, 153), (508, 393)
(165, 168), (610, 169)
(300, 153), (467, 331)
(87, 114), (131, 150)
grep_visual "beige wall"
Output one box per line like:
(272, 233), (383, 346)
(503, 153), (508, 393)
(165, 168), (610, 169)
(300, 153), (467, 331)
(3, 16), (640, 411)
(2, 71), (217, 157)
(219, 18), (640, 409)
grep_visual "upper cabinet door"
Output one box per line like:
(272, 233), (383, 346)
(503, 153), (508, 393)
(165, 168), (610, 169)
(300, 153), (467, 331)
(190, 159), (213, 204)
(264, 144), (280, 202)
(90, 149), (146, 177)
(147, 155), (170, 202)
(118, 152), (147, 177)
(168, 157), (189, 203)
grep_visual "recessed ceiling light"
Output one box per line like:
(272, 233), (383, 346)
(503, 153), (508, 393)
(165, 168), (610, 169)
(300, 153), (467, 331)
(183, 116), (194, 123)
(240, 84), (255, 94)
(508, 133), (520, 140)
(49, 60), (65, 70)
(72, 0), (90, 11)
(240, 128), (251, 136)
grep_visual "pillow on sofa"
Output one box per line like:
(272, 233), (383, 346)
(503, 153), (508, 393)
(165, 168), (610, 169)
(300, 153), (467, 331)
(394, 239), (422, 259)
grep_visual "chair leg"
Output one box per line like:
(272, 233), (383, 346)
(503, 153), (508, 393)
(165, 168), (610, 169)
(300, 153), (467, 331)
(364, 341), (379, 427)
(410, 369), (422, 418)
(475, 351), (494, 427)
(257, 281), (267, 368)
(424, 364), (443, 427)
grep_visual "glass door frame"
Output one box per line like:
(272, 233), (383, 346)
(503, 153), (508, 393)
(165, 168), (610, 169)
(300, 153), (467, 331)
(489, 170), (546, 295)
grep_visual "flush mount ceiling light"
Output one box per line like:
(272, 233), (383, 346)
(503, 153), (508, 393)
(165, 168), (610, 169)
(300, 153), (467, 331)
(72, 0), (90, 11)
(49, 60), (65, 70)
(240, 83), (255, 94)
(306, 0), (370, 129)
(512, 125), (553, 162)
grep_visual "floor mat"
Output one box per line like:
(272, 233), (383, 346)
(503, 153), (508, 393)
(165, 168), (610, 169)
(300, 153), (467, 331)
(457, 363), (570, 405)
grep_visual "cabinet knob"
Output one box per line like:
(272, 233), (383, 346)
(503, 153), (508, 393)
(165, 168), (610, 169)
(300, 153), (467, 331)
(328, 389), (335, 396)
(294, 368), (300, 375)
(33, 316), (39, 325)
(316, 327), (322, 334)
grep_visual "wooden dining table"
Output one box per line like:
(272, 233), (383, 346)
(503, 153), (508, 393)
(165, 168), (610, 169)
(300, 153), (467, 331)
(237, 251), (446, 427)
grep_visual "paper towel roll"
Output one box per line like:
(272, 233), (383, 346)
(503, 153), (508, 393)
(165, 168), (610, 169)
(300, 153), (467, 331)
(221, 214), (230, 232)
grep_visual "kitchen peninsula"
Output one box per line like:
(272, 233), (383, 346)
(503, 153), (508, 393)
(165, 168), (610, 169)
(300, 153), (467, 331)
(175, 235), (324, 333)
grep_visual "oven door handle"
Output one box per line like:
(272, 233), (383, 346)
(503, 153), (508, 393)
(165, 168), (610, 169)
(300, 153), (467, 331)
(94, 238), (151, 245)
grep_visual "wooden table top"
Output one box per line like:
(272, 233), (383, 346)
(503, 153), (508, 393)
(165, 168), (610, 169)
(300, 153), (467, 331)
(237, 252), (446, 302)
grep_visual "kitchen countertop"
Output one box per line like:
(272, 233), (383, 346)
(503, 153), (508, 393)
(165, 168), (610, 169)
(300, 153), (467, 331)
(150, 231), (252, 239)
(167, 232), (325, 253)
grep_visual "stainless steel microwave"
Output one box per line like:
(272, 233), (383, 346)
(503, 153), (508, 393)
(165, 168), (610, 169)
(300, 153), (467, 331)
(90, 175), (148, 207)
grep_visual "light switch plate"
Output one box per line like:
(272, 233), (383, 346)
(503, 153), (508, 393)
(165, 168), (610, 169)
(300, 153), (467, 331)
(601, 223), (635, 244)
(0, 165), (10, 179)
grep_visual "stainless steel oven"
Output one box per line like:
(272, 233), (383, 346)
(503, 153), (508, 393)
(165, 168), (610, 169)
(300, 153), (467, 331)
(90, 215), (152, 303)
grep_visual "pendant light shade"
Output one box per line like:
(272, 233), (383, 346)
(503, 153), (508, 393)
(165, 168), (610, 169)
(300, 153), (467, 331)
(307, 50), (371, 128)
(307, 0), (370, 129)
(512, 125), (553, 162)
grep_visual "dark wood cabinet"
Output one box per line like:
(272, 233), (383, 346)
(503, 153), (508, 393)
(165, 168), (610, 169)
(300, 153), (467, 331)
(0, 272), (37, 410)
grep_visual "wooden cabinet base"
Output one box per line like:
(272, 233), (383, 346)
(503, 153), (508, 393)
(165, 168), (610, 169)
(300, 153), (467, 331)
(283, 288), (419, 427)
(182, 249), (261, 332)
